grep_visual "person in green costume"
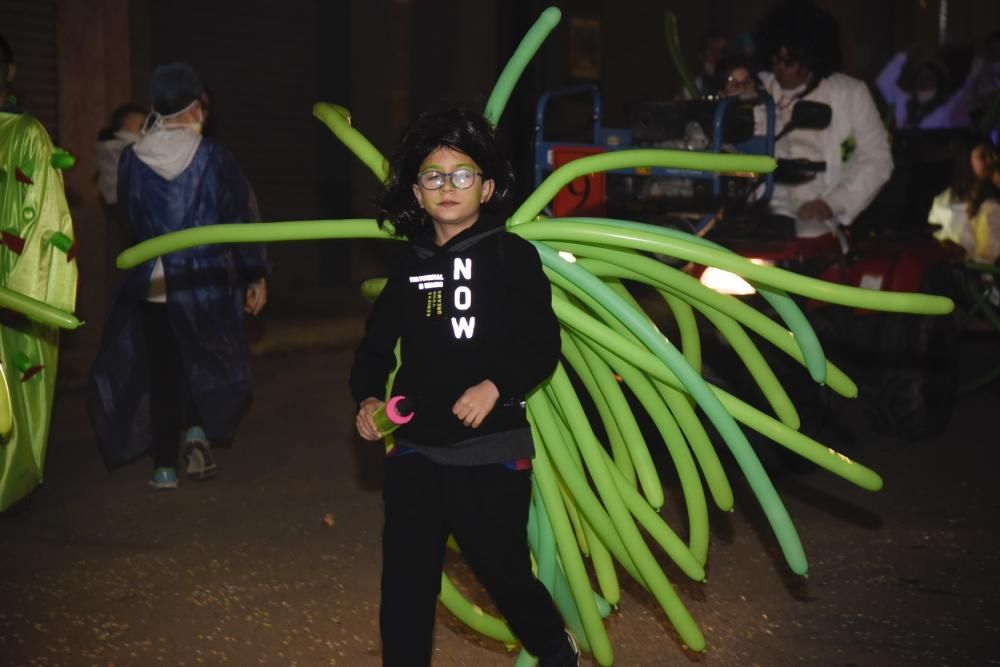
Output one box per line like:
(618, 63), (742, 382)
(0, 33), (79, 511)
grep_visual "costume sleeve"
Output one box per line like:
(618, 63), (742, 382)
(972, 201), (1000, 265)
(489, 236), (560, 398)
(875, 51), (907, 110)
(823, 80), (894, 226)
(350, 271), (406, 405)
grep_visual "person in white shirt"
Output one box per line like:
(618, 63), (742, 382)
(754, 0), (894, 239)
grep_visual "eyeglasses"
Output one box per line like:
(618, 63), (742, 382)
(771, 53), (799, 68)
(725, 74), (754, 89)
(417, 168), (481, 190)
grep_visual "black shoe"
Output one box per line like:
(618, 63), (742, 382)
(538, 631), (580, 667)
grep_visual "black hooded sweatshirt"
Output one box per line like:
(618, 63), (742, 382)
(349, 213), (560, 460)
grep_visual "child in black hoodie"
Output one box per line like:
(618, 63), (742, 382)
(350, 109), (578, 666)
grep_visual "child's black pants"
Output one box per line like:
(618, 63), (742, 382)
(380, 452), (568, 666)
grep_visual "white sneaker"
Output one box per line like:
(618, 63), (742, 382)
(182, 435), (217, 480)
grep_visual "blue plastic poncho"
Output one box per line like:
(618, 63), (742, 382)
(87, 137), (267, 468)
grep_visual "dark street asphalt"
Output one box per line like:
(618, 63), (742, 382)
(2, 284), (999, 666)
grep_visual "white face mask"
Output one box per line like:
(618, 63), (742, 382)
(142, 99), (203, 135)
(916, 88), (937, 105)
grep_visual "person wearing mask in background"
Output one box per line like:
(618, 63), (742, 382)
(876, 52), (970, 129)
(87, 63), (268, 490)
(753, 0), (893, 239)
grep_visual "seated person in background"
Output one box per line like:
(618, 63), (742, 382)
(967, 155), (1000, 264)
(876, 51), (971, 129)
(753, 0), (893, 239)
(715, 54), (762, 99)
(929, 139), (995, 257)
(931, 139), (1000, 264)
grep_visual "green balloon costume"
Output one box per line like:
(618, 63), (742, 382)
(116, 8), (953, 665)
(0, 110), (79, 512)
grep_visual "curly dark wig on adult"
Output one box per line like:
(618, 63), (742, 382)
(754, 0), (842, 82)
(376, 108), (515, 240)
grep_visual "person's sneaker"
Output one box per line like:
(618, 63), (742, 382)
(149, 467), (178, 489)
(182, 428), (217, 480)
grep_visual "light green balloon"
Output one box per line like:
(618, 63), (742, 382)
(509, 150), (776, 226)
(516, 221), (953, 315)
(552, 242), (858, 398)
(524, 217), (830, 383)
(536, 243), (810, 575)
(484, 7), (563, 126)
(554, 294), (883, 490)
(529, 418), (616, 665)
(0, 286), (80, 329)
(439, 573), (517, 645)
(117, 219), (394, 269)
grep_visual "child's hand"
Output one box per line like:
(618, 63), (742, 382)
(453, 380), (499, 428)
(356, 397), (385, 441)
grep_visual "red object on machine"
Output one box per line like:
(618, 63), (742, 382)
(550, 145), (607, 218)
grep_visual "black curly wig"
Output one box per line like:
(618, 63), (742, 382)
(754, 0), (842, 83)
(376, 108), (515, 240)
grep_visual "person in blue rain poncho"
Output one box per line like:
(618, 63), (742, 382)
(87, 63), (268, 489)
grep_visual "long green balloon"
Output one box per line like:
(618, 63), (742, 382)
(554, 295), (883, 490)
(550, 242), (857, 398)
(528, 218), (829, 384)
(536, 379), (704, 583)
(509, 150), (776, 226)
(664, 12), (701, 99)
(575, 330), (711, 565)
(517, 221), (953, 315)
(117, 219), (394, 268)
(531, 386), (644, 585)
(484, 7), (563, 126)
(544, 366), (706, 650)
(531, 388), (626, 606)
(601, 268), (799, 429)
(559, 327), (641, 493)
(603, 278), (703, 376)
(312, 104), (390, 183)
(526, 485), (592, 656)
(439, 573), (517, 645)
(0, 286), (81, 329)
(536, 243), (810, 575)
(529, 421), (615, 665)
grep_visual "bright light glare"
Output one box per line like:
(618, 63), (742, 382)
(558, 251), (577, 263)
(699, 259), (771, 296)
